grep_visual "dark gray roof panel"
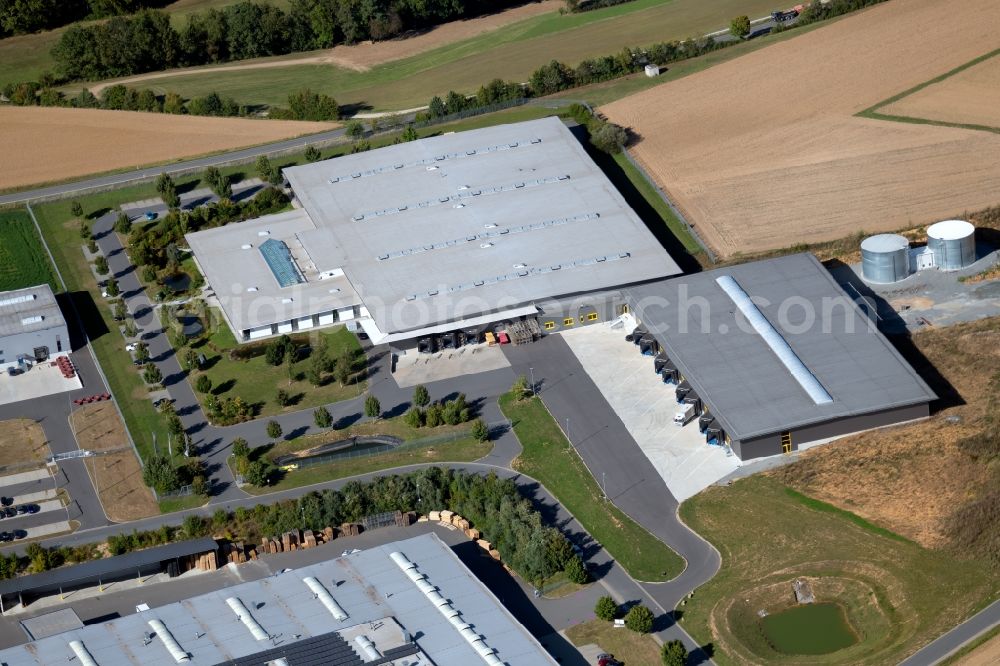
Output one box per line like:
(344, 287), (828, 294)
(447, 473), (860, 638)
(626, 253), (936, 440)
(0, 537), (218, 596)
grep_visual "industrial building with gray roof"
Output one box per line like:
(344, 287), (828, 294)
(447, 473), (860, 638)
(0, 284), (69, 367)
(624, 253), (937, 459)
(186, 116), (681, 344)
(0, 533), (556, 666)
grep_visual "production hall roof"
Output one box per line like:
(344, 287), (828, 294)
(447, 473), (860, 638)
(0, 533), (556, 666)
(0, 284), (66, 338)
(188, 116), (680, 337)
(625, 253), (937, 441)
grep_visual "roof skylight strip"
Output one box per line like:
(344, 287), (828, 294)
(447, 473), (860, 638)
(715, 275), (833, 405)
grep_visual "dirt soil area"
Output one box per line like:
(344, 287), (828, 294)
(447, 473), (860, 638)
(880, 53), (1000, 129)
(601, 0), (1000, 258)
(0, 419), (49, 467)
(87, 0), (561, 95)
(772, 317), (1000, 549)
(72, 403), (158, 522)
(0, 106), (338, 190)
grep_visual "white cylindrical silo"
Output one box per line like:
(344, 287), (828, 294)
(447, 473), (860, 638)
(927, 220), (976, 270)
(860, 234), (910, 283)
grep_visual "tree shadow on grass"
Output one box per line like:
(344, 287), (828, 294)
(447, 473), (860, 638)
(212, 378), (236, 395)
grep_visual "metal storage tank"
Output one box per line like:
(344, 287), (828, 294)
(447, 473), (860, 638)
(927, 220), (976, 270)
(861, 234), (910, 283)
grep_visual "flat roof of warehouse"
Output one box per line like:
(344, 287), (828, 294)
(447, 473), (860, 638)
(625, 253), (937, 441)
(228, 116), (679, 335)
(0, 284), (66, 337)
(0, 533), (556, 666)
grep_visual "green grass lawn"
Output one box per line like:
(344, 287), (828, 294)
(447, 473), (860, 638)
(499, 393), (683, 582)
(188, 319), (365, 420)
(566, 620), (663, 664)
(678, 476), (996, 665)
(66, 0), (781, 111)
(241, 417), (489, 494)
(0, 209), (58, 291)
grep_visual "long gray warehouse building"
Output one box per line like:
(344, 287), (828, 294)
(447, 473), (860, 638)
(186, 116), (681, 345)
(624, 253), (937, 459)
(0, 533), (556, 665)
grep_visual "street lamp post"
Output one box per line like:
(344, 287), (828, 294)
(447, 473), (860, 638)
(529, 367), (536, 395)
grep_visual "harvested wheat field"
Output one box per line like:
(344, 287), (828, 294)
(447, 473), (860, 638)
(0, 106), (337, 190)
(602, 0), (1000, 258)
(71, 403), (158, 522)
(879, 52), (1000, 129)
(772, 316), (1000, 550)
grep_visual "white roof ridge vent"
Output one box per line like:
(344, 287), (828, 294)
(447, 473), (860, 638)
(225, 596), (269, 641)
(715, 275), (833, 405)
(69, 640), (99, 666)
(355, 635), (382, 662)
(20, 315), (43, 325)
(241, 243), (253, 250)
(147, 618), (190, 662)
(257, 230), (270, 236)
(303, 576), (349, 621)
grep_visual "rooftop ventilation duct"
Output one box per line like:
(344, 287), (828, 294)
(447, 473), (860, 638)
(302, 576), (349, 622)
(271, 659), (290, 666)
(69, 640), (99, 666)
(354, 635), (382, 662)
(147, 619), (190, 663)
(225, 597), (268, 641)
(241, 244), (253, 250)
(715, 275), (833, 405)
(0, 293), (36, 307)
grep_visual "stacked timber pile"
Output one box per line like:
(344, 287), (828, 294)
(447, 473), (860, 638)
(191, 550), (218, 572)
(221, 541), (256, 564)
(257, 526), (339, 555)
(421, 509), (501, 563)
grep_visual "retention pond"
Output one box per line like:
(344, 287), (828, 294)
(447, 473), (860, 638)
(761, 602), (857, 655)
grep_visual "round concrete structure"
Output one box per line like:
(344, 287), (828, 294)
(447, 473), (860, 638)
(927, 220), (976, 270)
(861, 233), (910, 283)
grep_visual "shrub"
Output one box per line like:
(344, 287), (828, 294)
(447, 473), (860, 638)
(94, 255), (109, 275)
(471, 419), (489, 442)
(143, 363), (163, 385)
(364, 395), (381, 419)
(71, 201), (83, 218)
(730, 15), (751, 38)
(595, 595), (618, 621)
(182, 514), (207, 538)
(412, 384), (430, 407)
(404, 407), (424, 429)
(244, 459), (270, 487)
(564, 554), (590, 584)
(625, 604), (654, 633)
(275, 388), (290, 406)
(661, 639), (687, 666)
(590, 122), (628, 154)
(264, 335), (292, 366)
(195, 374), (212, 393)
(304, 146), (322, 162)
(231, 437), (250, 459)
(314, 406), (333, 428)
(511, 375), (532, 401)
(425, 403), (443, 427)
(266, 420), (283, 440)
(142, 455), (179, 493)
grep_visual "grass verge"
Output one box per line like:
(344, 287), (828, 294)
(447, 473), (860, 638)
(857, 48), (1000, 134)
(499, 392), (683, 582)
(782, 487), (911, 544)
(0, 419), (50, 468)
(678, 475), (995, 665)
(565, 619), (663, 664)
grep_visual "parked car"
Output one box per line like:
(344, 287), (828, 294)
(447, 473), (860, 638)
(597, 654), (622, 666)
(125, 343), (138, 352)
(144, 211), (157, 221)
(12, 530), (26, 540)
(16, 504), (38, 515)
(0, 532), (12, 543)
(0, 497), (12, 507)
(6, 367), (22, 377)
(3, 507), (16, 518)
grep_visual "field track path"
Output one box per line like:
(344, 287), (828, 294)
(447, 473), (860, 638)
(86, 0), (562, 96)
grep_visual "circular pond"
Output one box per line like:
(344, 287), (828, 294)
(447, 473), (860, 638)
(761, 603), (858, 655)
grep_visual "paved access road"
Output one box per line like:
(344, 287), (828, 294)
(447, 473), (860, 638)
(900, 599), (1000, 666)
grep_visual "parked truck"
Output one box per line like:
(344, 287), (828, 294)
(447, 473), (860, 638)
(673, 402), (696, 426)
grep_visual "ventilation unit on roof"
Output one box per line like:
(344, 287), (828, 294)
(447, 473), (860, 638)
(281, 298), (293, 304)
(426, 166), (439, 171)
(20, 315), (43, 325)
(247, 287), (258, 292)
(241, 244), (253, 250)
(480, 243), (493, 249)
(484, 223), (497, 229)
(257, 231), (270, 237)
(513, 263), (526, 269)
(454, 203), (465, 209)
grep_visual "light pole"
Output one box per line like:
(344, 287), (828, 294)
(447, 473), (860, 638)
(529, 367), (535, 395)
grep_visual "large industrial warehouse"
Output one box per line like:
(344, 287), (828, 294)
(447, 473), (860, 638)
(0, 533), (556, 665)
(186, 116), (681, 346)
(623, 253), (938, 460)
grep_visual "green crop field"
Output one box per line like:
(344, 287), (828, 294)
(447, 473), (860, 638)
(44, 0), (780, 111)
(0, 209), (58, 291)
